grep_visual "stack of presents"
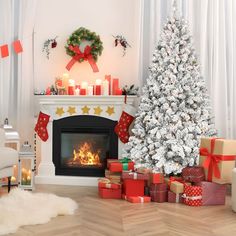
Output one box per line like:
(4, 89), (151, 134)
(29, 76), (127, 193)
(98, 137), (236, 206)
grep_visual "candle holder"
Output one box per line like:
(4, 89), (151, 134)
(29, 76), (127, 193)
(18, 141), (35, 190)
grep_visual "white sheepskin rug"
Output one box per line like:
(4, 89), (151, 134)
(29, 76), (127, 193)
(0, 188), (78, 235)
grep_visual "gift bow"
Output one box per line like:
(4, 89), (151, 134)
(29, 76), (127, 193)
(66, 45), (99, 72)
(199, 138), (236, 181)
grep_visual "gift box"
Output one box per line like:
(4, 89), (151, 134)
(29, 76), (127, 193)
(150, 183), (168, 203)
(123, 179), (145, 197)
(108, 158), (135, 172)
(183, 185), (202, 206)
(170, 181), (185, 194)
(195, 181), (226, 205)
(199, 137), (236, 184)
(168, 191), (183, 203)
(98, 178), (121, 189)
(105, 169), (121, 183)
(136, 167), (152, 174)
(150, 173), (164, 184)
(127, 196), (151, 203)
(122, 171), (149, 180)
(165, 176), (183, 188)
(182, 166), (205, 183)
(98, 188), (122, 199)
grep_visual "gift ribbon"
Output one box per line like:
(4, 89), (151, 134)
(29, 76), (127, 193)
(138, 196), (144, 203)
(182, 194), (202, 202)
(66, 45), (99, 72)
(200, 138), (236, 181)
(120, 158), (132, 171)
(128, 172), (138, 179)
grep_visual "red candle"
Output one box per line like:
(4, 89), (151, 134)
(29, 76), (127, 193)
(95, 85), (101, 95)
(46, 87), (51, 95)
(112, 78), (119, 95)
(115, 88), (123, 95)
(105, 75), (111, 95)
(80, 88), (86, 95)
(68, 86), (74, 95)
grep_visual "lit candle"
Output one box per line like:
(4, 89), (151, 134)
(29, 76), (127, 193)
(87, 86), (94, 95)
(102, 80), (109, 96)
(62, 73), (70, 93)
(46, 87), (51, 95)
(75, 88), (80, 95)
(112, 78), (119, 95)
(115, 88), (123, 95)
(105, 75), (111, 95)
(68, 79), (75, 95)
(95, 85), (101, 95)
(81, 81), (88, 94)
(80, 88), (86, 95)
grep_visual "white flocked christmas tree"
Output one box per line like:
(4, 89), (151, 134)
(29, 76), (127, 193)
(124, 5), (217, 175)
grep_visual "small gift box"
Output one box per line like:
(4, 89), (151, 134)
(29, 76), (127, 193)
(127, 196), (151, 203)
(168, 191), (183, 203)
(199, 137), (236, 184)
(136, 167), (152, 174)
(165, 176), (183, 188)
(182, 166), (205, 183)
(123, 179), (145, 197)
(108, 158), (135, 172)
(195, 181), (226, 205)
(150, 183), (168, 203)
(150, 172), (164, 184)
(170, 181), (185, 194)
(122, 171), (149, 180)
(105, 169), (121, 183)
(183, 185), (202, 206)
(98, 188), (122, 199)
(98, 178), (121, 189)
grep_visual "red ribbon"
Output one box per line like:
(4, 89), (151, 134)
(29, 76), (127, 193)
(200, 138), (236, 181)
(66, 45), (99, 72)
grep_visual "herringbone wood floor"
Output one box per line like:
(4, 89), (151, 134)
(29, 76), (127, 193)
(1, 185), (236, 236)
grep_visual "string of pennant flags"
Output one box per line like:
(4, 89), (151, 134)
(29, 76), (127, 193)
(0, 40), (23, 58)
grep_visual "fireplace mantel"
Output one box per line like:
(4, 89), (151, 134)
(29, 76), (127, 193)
(34, 95), (137, 186)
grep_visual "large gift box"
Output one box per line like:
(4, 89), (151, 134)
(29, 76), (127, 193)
(127, 196), (151, 203)
(98, 188), (122, 199)
(122, 171), (149, 180)
(98, 178), (121, 189)
(150, 173), (164, 184)
(182, 166), (205, 183)
(150, 183), (168, 203)
(168, 191), (183, 203)
(107, 158), (134, 172)
(199, 137), (236, 184)
(183, 185), (202, 206)
(195, 181), (226, 205)
(123, 179), (145, 197)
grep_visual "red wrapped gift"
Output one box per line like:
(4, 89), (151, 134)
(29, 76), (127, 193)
(182, 166), (205, 183)
(122, 171), (149, 180)
(98, 188), (122, 199)
(150, 183), (168, 203)
(123, 179), (145, 197)
(168, 191), (183, 203)
(108, 158), (134, 172)
(98, 178), (121, 189)
(150, 173), (164, 184)
(127, 196), (151, 203)
(183, 185), (202, 206)
(195, 181), (226, 205)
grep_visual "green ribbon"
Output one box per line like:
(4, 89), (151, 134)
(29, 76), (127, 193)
(120, 158), (132, 170)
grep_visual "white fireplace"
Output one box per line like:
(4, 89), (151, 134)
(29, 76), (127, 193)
(34, 95), (136, 186)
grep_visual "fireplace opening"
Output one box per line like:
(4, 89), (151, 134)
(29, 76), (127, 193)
(53, 115), (118, 177)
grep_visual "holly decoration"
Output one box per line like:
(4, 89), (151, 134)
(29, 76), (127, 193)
(65, 27), (103, 63)
(113, 35), (131, 56)
(42, 36), (58, 59)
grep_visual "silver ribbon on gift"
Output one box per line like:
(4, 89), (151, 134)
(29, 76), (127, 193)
(182, 194), (202, 201)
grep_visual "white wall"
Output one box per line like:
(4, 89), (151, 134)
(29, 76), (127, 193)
(34, 0), (141, 91)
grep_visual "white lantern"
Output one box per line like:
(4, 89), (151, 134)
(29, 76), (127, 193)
(18, 141), (35, 190)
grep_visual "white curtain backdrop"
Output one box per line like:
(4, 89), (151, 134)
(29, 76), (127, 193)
(139, 0), (236, 138)
(0, 0), (37, 143)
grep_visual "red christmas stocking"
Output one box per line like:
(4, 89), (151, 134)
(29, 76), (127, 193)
(34, 111), (50, 142)
(115, 104), (136, 143)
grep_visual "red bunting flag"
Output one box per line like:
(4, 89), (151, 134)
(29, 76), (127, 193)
(0, 44), (9, 58)
(12, 40), (23, 54)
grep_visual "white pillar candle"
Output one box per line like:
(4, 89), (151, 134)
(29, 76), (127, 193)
(102, 80), (109, 96)
(87, 86), (94, 95)
(81, 81), (88, 94)
(75, 88), (80, 95)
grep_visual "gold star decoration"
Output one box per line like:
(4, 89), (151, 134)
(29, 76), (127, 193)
(67, 106), (76, 115)
(55, 107), (65, 117)
(94, 106), (103, 116)
(106, 106), (115, 116)
(81, 105), (90, 114)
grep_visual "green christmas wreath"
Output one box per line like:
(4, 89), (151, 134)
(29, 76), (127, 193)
(65, 27), (103, 63)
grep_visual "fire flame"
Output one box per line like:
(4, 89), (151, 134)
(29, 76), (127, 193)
(73, 142), (101, 166)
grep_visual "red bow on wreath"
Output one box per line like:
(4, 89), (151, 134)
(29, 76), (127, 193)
(66, 45), (99, 72)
